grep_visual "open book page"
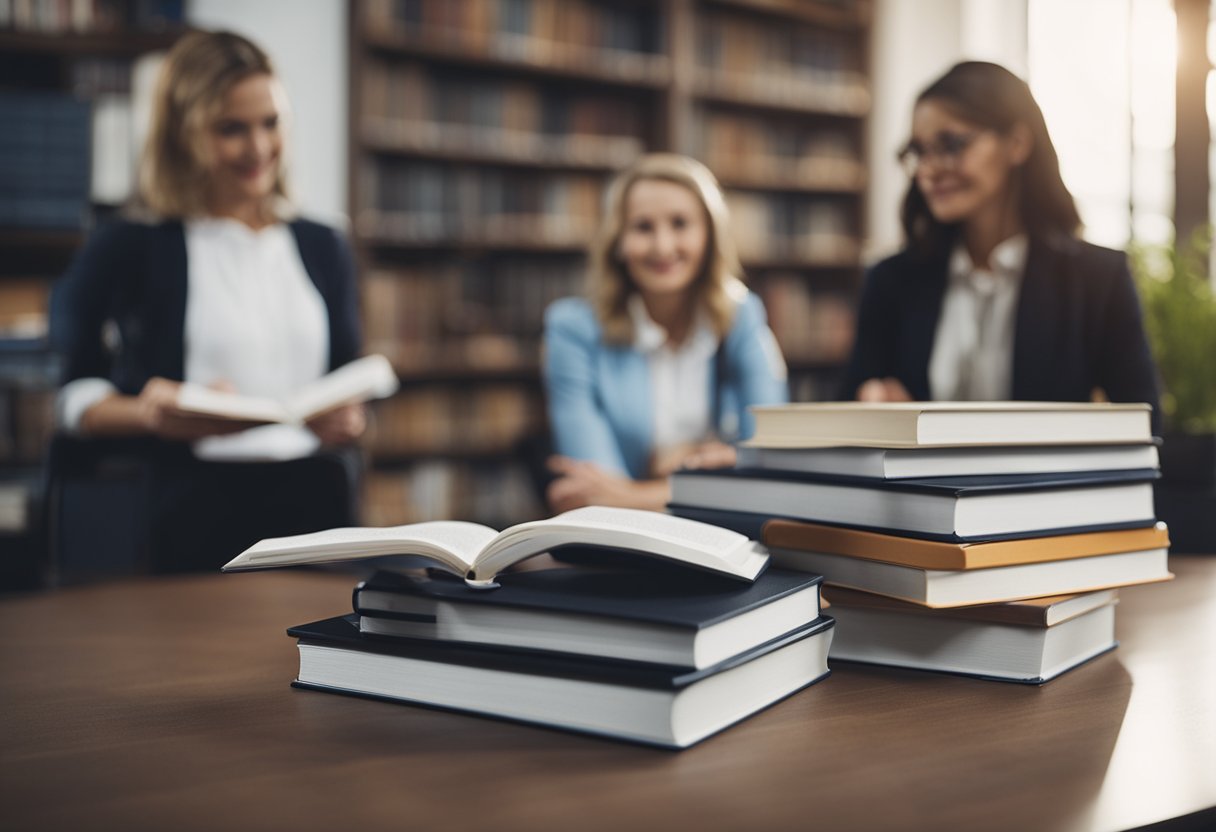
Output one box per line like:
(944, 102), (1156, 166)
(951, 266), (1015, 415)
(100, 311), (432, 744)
(468, 506), (769, 586)
(222, 521), (500, 574)
(176, 354), (400, 424)
(283, 354), (399, 421)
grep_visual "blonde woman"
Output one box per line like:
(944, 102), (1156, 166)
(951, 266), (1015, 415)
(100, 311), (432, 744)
(543, 153), (788, 513)
(50, 30), (364, 571)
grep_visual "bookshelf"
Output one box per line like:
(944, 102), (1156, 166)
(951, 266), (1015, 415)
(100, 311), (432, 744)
(349, 0), (871, 527)
(0, 2), (187, 586)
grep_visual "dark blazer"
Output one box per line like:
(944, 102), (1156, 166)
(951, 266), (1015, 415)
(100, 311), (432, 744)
(840, 235), (1161, 430)
(51, 217), (362, 392)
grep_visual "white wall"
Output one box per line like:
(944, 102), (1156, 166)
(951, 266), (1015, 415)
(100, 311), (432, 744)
(186, 0), (349, 227)
(866, 0), (1028, 262)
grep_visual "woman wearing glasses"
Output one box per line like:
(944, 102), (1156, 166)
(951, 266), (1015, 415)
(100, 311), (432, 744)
(840, 61), (1159, 425)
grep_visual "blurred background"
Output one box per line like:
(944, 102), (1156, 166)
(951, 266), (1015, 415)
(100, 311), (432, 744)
(2, 0), (1213, 587)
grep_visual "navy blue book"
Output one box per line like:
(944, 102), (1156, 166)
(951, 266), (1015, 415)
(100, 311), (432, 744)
(354, 566), (822, 670)
(288, 613), (835, 749)
(669, 468), (1159, 542)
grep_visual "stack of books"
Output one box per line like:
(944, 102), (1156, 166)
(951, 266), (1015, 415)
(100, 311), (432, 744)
(224, 506), (835, 748)
(669, 402), (1172, 684)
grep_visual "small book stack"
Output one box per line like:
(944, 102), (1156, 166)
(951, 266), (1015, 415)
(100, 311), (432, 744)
(224, 506), (835, 748)
(668, 402), (1172, 684)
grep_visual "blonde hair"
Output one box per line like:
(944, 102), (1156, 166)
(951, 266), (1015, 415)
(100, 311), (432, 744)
(135, 30), (291, 220)
(589, 153), (744, 344)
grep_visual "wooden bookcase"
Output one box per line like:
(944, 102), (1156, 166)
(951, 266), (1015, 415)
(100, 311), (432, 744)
(0, 4), (186, 587)
(348, 0), (871, 527)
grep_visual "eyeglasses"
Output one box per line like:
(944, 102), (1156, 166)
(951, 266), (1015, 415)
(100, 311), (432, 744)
(897, 130), (986, 177)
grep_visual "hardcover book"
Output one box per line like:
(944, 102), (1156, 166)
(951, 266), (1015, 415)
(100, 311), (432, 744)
(766, 544), (1170, 607)
(734, 442), (1160, 479)
(288, 614), (835, 749)
(224, 506), (770, 587)
(745, 401), (1153, 448)
(668, 468), (1159, 541)
(354, 567), (822, 669)
(761, 520), (1171, 570)
(822, 586), (1119, 683)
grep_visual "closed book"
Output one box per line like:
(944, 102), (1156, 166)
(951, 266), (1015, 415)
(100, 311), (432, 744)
(355, 567), (823, 669)
(823, 587), (1119, 683)
(735, 442), (1160, 479)
(668, 468), (1159, 541)
(762, 520), (1171, 570)
(746, 401), (1153, 448)
(288, 614), (835, 749)
(767, 544), (1170, 607)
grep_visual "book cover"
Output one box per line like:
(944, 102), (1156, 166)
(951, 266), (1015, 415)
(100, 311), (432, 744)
(822, 585), (1118, 627)
(746, 401), (1153, 448)
(354, 567), (822, 630)
(762, 520), (1171, 570)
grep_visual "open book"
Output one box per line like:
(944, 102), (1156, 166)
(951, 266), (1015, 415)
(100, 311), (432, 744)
(175, 354), (399, 424)
(222, 506), (770, 588)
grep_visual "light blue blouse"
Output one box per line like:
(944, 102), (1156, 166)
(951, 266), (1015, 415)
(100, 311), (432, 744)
(543, 291), (789, 479)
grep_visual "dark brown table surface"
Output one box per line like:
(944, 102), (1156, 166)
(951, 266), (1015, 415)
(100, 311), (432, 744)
(2, 557), (1213, 832)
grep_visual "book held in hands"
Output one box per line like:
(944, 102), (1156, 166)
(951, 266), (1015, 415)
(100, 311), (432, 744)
(176, 353), (400, 425)
(224, 506), (770, 587)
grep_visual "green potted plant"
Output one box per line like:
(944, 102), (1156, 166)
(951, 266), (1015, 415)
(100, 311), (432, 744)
(1131, 232), (1216, 551)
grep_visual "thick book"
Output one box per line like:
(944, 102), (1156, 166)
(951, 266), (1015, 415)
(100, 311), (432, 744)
(288, 614), (835, 749)
(668, 468), (1159, 541)
(766, 543), (1170, 607)
(745, 401), (1153, 448)
(354, 567), (822, 669)
(735, 442), (1160, 479)
(822, 586), (1118, 683)
(762, 520), (1171, 570)
(223, 506), (770, 587)
(176, 354), (399, 424)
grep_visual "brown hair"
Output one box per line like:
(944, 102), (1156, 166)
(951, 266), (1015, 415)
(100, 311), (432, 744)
(589, 153), (744, 344)
(135, 30), (291, 219)
(901, 61), (1081, 259)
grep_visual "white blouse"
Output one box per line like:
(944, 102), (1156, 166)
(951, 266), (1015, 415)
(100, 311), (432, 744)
(56, 217), (330, 461)
(628, 293), (722, 454)
(928, 234), (1027, 402)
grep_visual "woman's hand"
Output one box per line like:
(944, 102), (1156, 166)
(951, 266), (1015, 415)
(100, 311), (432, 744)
(306, 403), (366, 446)
(857, 377), (913, 402)
(545, 456), (670, 514)
(136, 377), (260, 441)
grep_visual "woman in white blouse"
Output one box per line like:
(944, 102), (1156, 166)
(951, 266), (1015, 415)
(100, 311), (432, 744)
(51, 30), (366, 571)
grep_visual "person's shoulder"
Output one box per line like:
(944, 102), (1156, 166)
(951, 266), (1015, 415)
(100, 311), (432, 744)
(1041, 235), (1131, 283)
(545, 296), (599, 334)
(76, 216), (177, 262)
(288, 216), (351, 249)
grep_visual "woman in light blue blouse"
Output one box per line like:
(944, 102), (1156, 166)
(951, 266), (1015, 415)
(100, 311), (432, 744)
(543, 153), (788, 513)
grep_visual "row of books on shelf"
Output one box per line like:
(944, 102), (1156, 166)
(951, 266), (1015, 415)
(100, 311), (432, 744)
(758, 275), (854, 364)
(364, 0), (667, 80)
(0, 0), (182, 33)
(727, 193), (858, 263)
(694, 112), (864, 190)
(696, 12), (869, 114)
(357, 162), (602, 245)
(368, 385), (539, 457)
(361, 61), (647, 164)
(219, 400), (1167, 749)
(0, 93), (91, 229)
(363, 461), (541, 528)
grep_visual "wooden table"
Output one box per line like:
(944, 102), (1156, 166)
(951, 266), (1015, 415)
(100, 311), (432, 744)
(2, 558), (1214, 832)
